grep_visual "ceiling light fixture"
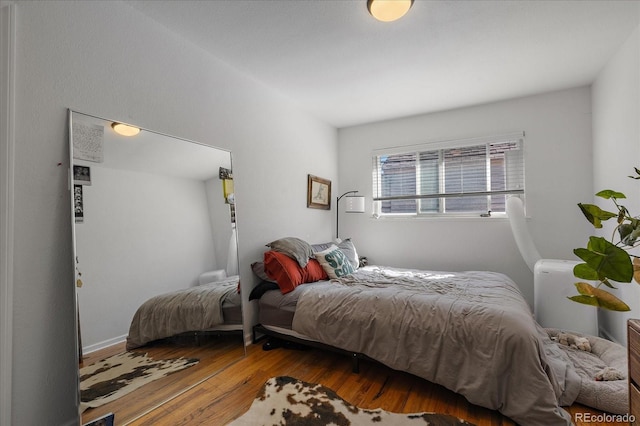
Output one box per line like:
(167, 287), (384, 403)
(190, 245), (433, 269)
(367, 0), (413, 22)
(111, 122), (141, 137)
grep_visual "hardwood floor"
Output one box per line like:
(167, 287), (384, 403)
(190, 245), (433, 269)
(80, 333), (245, 425)
(89, 337), (622, 426)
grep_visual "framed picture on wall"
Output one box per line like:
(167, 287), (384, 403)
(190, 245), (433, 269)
(307, 174), (331, 210)
(73, 165), (92, 186)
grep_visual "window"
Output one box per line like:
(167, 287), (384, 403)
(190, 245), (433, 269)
(372, 133), (524, 217)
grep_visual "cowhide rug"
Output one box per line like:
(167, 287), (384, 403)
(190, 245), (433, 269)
(80, 351), (198, 412)
(230, 376), (477, 425)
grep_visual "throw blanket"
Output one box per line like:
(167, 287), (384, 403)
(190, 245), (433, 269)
(126, 279), (238, 349)
(292, 266), (581, 426)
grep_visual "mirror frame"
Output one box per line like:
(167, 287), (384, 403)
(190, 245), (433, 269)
(68, 109), (245, 425)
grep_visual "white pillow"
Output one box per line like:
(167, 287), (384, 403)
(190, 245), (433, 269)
(314, 245), (355, 279)
(198, 269), (227, 285)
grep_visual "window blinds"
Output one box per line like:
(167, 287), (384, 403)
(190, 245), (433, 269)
(372, 132), (525, 216)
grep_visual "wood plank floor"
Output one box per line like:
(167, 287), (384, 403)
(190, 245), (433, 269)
(93, 337), (624, 426)
(80, 333), (245, 425)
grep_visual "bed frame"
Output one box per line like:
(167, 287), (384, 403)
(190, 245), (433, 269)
(252, 323), (371, 373)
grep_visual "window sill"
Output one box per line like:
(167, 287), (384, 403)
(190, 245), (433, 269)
(371, 213), (510, 221)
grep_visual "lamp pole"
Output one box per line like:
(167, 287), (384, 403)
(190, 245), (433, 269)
(336, 191), (358, 239)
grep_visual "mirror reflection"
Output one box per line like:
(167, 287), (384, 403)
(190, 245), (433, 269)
(70, 111), (244, 425)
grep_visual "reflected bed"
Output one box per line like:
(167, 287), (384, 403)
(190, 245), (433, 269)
(126, 276), (242, 350)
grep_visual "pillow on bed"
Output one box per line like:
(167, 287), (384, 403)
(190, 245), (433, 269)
(263, 250), (328, 294)
(312, 238), (359, 270)
(251, 261), (276, 283)
(266, 237), (314, 267)
(314, 245), (356, 279)
(249, 280), (280, 300)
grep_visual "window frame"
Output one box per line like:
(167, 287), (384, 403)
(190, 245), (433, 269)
(372, 132), (525, 219)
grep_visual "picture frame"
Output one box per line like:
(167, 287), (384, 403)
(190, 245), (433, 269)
(307, 174), (331, 210)
(73, 165), (91, 186)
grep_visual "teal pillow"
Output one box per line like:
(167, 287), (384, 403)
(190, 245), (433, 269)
(312, 238), (359, 270)
(314, 245), (355, 279)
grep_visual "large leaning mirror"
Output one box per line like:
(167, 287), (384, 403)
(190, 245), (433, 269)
(69, 110), (245, 425)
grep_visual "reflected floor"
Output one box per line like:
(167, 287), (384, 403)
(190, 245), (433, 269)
(80, 332), (245, 425)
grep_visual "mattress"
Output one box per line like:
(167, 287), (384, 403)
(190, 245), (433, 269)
(258, 280), (327, 329)
(222, 289), (243, 325)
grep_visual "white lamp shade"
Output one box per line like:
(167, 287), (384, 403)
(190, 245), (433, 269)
(345, 195), (365, 213)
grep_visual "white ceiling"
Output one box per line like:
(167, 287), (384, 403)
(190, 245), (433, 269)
(125, 0), (640, 128)
(72, 111), (231, 181)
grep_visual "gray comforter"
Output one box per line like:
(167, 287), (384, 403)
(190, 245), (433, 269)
(126, 279), (238, 350)
(291, 266), (581, 425)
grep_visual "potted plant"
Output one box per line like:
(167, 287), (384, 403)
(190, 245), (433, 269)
(571, 168), (640, 311)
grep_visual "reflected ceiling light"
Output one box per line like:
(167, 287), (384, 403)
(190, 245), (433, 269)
(111, 122), (141, 137)
(367, 0), (413, 22)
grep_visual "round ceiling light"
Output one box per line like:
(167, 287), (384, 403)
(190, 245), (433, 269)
(367, 0), (414, 22)
(111, 122), (141, 137)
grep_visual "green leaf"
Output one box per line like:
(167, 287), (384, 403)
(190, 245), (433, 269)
(571, 282), (630, 311)
(618, 223), (635, 243)
(568, 295), (600, 307)
(622, 226), (640, 247)
(596, 190), (626, 199)
(577, 203), (617, 228)
(573, 263), (599, 280)
(573, 236), (633, 283)
(599, 278), (618, 289)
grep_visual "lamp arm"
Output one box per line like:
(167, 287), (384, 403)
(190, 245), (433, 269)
(337, 190), (359, 202)
(336, 191), (359, 239)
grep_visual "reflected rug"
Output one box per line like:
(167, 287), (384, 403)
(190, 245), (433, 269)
(230, 376), (477, 425)
(79, 351), (198, 412)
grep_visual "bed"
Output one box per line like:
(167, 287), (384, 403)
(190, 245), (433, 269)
(250, 238), (582, 426)
(126, 275), (242, 350)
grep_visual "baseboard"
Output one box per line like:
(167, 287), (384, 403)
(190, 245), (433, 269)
(82, 334), (127, 355)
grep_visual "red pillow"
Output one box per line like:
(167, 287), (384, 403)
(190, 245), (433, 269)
(263, 250), (328, 294)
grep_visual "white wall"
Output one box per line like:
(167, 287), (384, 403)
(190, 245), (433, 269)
(75, 166), (217, 351)
(9, 1), (337, 425)
(592, 25), (640, 345)
(338, 87), (594, 308)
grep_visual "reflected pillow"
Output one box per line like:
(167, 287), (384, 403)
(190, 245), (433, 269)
(263, 250), (328, 294)
(314, 245), (355, 279)
(266, 237), (314, 267)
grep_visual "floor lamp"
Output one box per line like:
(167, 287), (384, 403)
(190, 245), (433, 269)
(336, 191), (365, 239)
